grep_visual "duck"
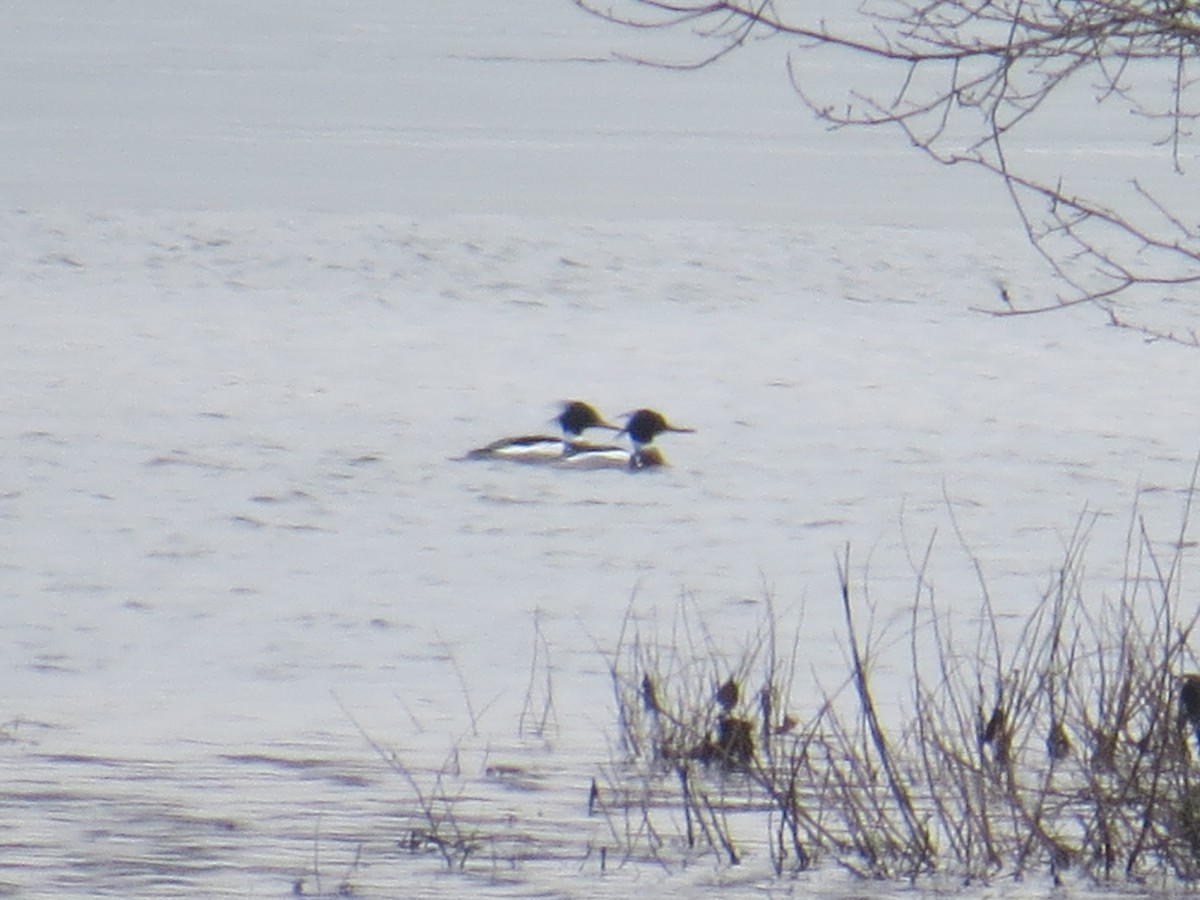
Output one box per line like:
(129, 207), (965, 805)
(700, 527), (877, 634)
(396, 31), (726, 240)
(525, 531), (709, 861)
(556, 408), (694, 471)
(621, 408), (695, 470)
(465, 400), (620, 463)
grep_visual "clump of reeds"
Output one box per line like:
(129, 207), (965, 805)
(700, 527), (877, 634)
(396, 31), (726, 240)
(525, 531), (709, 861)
(598, 498), (1200, 886)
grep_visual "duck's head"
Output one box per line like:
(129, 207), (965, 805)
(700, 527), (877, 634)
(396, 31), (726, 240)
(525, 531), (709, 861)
(557, 400), (618, 437)
(620, 409), (695, 448)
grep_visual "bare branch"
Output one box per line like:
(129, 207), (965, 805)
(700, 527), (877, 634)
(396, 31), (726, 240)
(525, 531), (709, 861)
(575, 0), (1200, 337)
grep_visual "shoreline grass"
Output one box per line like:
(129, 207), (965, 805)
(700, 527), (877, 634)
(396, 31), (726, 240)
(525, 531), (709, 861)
(370, 478), (1200, 892)
(596, 494), (1200, 886)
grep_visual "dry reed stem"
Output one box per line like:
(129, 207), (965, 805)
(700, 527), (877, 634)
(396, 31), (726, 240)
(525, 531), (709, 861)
(605, 488), (1200, 885)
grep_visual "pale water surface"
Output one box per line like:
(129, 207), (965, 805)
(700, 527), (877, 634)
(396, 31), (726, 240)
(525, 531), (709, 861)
(3, 2), (1200, 897)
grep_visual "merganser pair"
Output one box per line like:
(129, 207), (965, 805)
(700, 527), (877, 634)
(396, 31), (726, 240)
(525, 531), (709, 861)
(467, 401), (693, 471)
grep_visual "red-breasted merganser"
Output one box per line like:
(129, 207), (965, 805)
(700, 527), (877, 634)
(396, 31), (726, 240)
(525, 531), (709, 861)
(466, 400), (620, 463)
(621, 408), (695, 470)
(556, 408), (694, 471)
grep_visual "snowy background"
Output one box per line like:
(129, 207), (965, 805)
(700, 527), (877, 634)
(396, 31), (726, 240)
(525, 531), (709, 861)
(3, 1), (1200, 896)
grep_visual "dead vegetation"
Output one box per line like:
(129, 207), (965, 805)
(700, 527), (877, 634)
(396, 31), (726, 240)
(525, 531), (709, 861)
(592, 502), (1200, 885)
(356, 479), (1200, 890)
(573, 0), (1200, 343)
